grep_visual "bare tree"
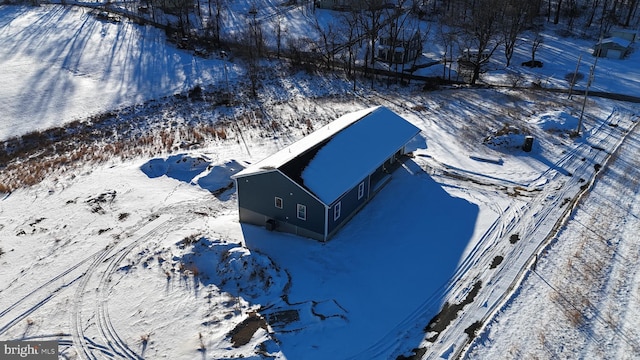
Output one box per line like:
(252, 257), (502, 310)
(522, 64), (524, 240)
(239, 8), (264, 98)
(439, 25), (458, 81)
(502, 1), (533, 67)
(459, 0), (504, 84)
(586, 0), (601, 28)
(553, 0), (563, 24)
(624, 0), (639, 26)
(339, 11), (361, 91)
(566, 0), (580, 31)
(357, 2), (385, 89)
(381, 0), (415, 83)
(162, 0), (194, 36)
(313, 17), (340, 70)
(405, 23), (429, 85)
(530, 30), (544, 64)
(361, 0), (386, 67)
(272, 14), (286, 59)
(210, 0), (226, 44)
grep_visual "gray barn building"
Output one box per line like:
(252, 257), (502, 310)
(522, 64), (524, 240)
(593, 37), (632, 59)
(232, 106), (421, 241)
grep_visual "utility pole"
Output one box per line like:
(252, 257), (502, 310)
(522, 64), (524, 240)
(220, 51), (230, 105)
(576, 63), (595, 136)
(568, 54), (582, 99)
(576, 43), (600, 136)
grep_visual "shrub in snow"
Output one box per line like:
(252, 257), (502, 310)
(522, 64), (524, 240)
(531, 111), (579, 133)
(173, 238), (287, 304)
(483, 124), (527, 151)
(217, 247), (286, 302)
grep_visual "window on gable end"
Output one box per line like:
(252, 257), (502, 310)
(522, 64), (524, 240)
(275, 197), (283, 209)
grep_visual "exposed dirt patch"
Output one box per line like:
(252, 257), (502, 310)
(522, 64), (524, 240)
(509, 233), (520, 244)
(85, 190), (117, 214)
(424, 280), (482, 342)
(396, 347), (427, 360)
(228, 311), (269, 348)
(265, 309), (299, 326)
(490, 255), (504, 269)
(464, 320), (482, 339)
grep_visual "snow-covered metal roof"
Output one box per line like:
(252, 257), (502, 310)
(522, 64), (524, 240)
(233, 106), (421, 204)
(598, 37), (632, 47)
(301, 107), (420, 203)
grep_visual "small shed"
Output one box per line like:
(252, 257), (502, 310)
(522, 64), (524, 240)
(593, 37), (632, 59)
(232, 106), (421, 241)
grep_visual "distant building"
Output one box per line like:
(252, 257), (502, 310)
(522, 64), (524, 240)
(376, 28), (422, 64)
(608, 29), (637, 43)
(232, 106), (421, 241)
(593, 37), (632, 59)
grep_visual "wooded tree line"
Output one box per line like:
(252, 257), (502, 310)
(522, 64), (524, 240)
(429, 0), (638, 83)
(113, 0), (639, 88)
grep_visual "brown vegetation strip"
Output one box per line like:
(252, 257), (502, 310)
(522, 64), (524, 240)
(0, 93), (238, 193)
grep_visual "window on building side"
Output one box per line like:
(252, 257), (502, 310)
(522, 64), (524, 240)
(297, 204), (307, 220)
(358, 182), (365, 200)
(275, 197), (283, 209)
(334, 202), (341, 220)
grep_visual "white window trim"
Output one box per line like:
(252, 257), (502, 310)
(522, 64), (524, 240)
(334, 201), (341, 221)
(297, 204), (307, 220)
(358, 182), (365, 200)
(275, 197), (283, 209)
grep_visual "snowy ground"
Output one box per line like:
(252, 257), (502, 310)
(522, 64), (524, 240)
(1, 90), (637, 359)
(1, 4), (640, 360)
(466, 117), (640, 360)
(0, 5), (238, 140)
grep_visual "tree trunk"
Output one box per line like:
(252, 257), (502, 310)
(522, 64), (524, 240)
(587, 0), (599, 28)
(625, 0), (638, 26)
(471, 64), (480, 84)
(554, 0), (563, 24)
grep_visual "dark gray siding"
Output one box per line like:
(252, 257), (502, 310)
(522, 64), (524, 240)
(327, 177), (370, 235)
(236, 171), (325, 236)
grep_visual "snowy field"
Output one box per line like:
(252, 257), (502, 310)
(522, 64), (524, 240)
(0, 5), (237, 140)
(1, 3), (640, 360)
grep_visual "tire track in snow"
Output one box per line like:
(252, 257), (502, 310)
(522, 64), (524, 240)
(71, 247), (114, 360)
(0, 244), (112, 336)
(70, 197), (214, 360)
(71, 213), (178, 359)
(96, 214), (191, 360)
